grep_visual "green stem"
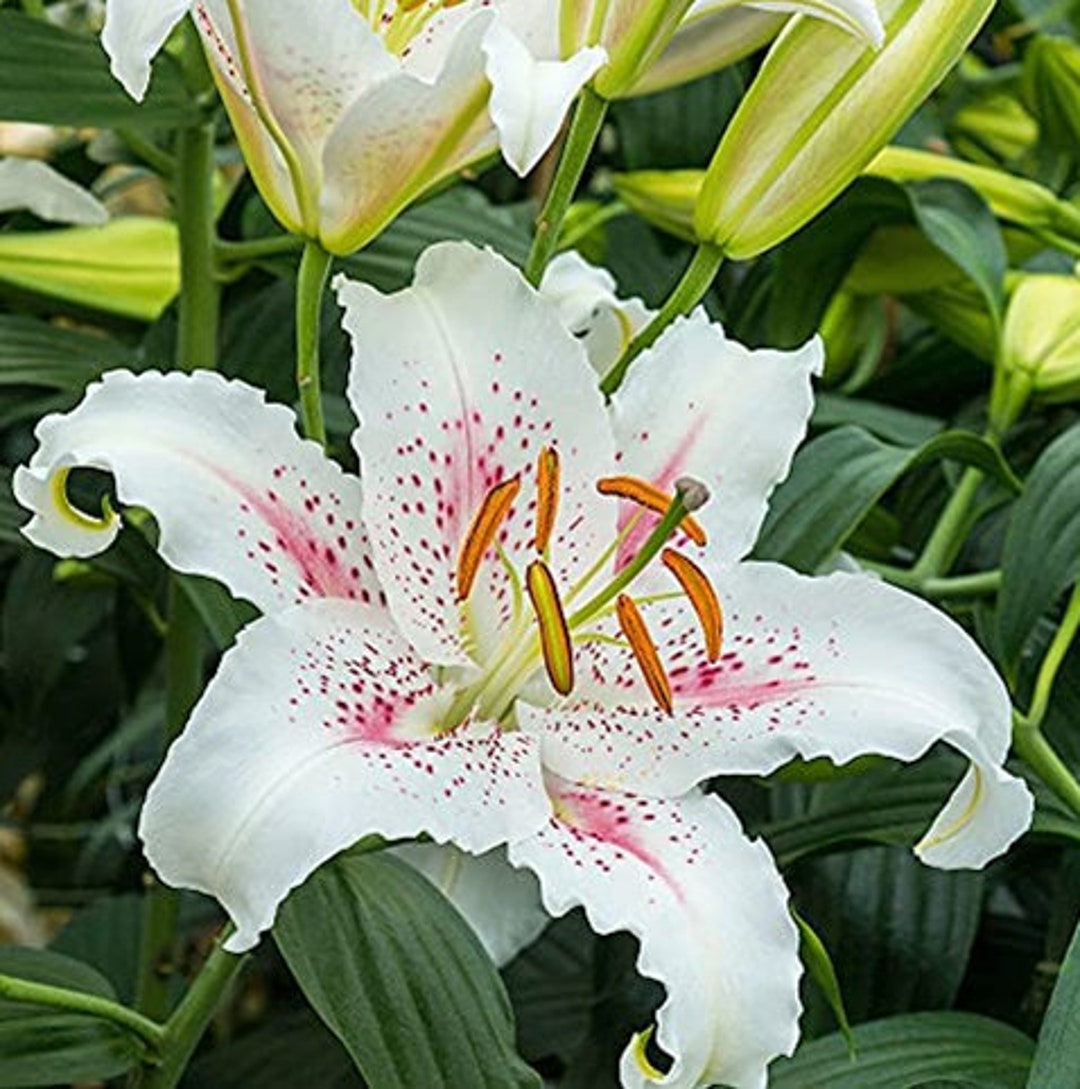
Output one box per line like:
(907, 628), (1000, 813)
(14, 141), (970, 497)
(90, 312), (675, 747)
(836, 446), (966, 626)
(216, 234), (305, 264)
(600, 242), (724, 396)
(1013, 719), (1080, 821)
(138, 933), (246, 1089)
(0, 973), (165, 1054)
(910, 466), (985, 580)
(296, 240), (333, 445)
(134, 585), (205, 1025)
(1027, 583), (1080, 730)
(867, 564), (1003, 598)
(174, 122), (219, 373)
(119, 129), (177, 179)
(524, 86), (609, 288)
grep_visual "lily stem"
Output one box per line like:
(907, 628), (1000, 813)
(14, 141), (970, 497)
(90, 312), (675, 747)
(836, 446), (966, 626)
(1026, 583), (1080, 731)
(524, 86), (609, 287)
(139, 932), (246, 1089)
(216, 234), (306, 264)
(1013, 718), (1080, 821)
(296, 240), (333, 446)
(0, 973), (166, 1054)
(600, 242), (724, 396)
(910, 466), (985, 580)
(866, 565), (1003, 599)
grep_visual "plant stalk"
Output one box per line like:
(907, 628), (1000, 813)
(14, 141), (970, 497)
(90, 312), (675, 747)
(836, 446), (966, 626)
(524, 86), (609, 287)
(295, 241), (333, 445)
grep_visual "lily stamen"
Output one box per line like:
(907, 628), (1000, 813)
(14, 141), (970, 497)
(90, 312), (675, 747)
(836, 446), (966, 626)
(597, 474), (708, 546)
(526, 560), (574, 696)
(615, 594), (673, 715)
(455, 475), (521, 601)
(534, 446), (561, 554)
(662, 547), (724, 661)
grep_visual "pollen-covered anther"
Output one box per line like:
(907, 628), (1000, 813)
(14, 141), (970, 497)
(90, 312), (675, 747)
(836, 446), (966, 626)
(526, 560), (574, 696)
(534, 446), (560, 553)
(455, 474), (521, 602)
(615, 594), (673, 715)
(661, 548), (723, 662)
(596, 475), (707, 547)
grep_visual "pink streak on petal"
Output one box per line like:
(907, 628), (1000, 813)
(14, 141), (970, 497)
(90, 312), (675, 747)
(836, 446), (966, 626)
(555, 784), (684, 901)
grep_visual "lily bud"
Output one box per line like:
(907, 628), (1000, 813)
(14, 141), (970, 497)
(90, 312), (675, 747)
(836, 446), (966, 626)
(695, 0), (995, 259)
(949, 88), (1038, 165)
(612, 169), (700, 242)
(865, 146), (1080, 253)
(1021, 35), (1080, 152)
(0, 217), (178, 320)
(1000, 273), (1080, 403)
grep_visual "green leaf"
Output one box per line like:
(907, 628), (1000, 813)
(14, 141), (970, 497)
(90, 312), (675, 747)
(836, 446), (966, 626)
(767, 178), (911, 348)
(907, 179), (1008, 328)
(0, 469), (25, 548)
(770, 1012), (1034, 1087)
(0, 12), (197, 129)
(793, 909), (855, 1056)
(0, 947), (143, 1087)
(811, 394), (943, 447)
(275, 852), (542, 1089)
(1027, 917), (1080, 1088)
(0, 314), (134, 389)
(756, 425), (1018, 573)
(793, 846), (983, 1031)
(51, 895), (145, 1006)
(998, 423), (1080, 669)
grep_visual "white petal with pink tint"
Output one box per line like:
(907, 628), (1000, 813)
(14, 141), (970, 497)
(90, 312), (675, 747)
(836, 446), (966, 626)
(509, 778), (801, 1089)
(139, 599), (551, 953)
(609, 313), (821, 565)
(337, 242), (616, 667)
(392, 843), (549, 966)
(524, 562), (1031, 868)
(102, 0), (192, 100)
(13, 371), (378, 616)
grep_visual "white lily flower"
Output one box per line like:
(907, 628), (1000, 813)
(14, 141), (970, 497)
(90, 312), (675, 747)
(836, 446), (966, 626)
(100, 0), (604, 250)
(540, 250), (653, 373)
(15, 242), (1030, 1088)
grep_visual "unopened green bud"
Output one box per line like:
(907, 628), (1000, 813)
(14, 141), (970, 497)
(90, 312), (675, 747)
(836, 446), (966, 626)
(905, 280), (999, 363)
(695, 0), (994, 259)
(1022, 35), (1080, 153)
(949, 89), (1038, 165)
(818, 290), (885, 384)
(866, 146), (1080, 253)
(1001, 273), (1080, 402)
(0, 217), (178, 320)
(612, 170), (700, 242)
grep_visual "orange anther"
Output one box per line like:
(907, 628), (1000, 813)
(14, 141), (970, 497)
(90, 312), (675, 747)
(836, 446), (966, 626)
(596, 475), (707, 547)
(455, 475), (521, 602)
(615, 594), (673, 715)
(662, 549), (724, 662)
(534, 446), (561, 553)
(526, 560), (574, 696)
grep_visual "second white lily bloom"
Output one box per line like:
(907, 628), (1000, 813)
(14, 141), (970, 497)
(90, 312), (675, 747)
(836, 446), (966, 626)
(16, 243), (1030, 1088)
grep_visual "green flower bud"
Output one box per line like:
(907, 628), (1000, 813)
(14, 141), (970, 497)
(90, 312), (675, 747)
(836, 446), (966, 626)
(949, 88), (1038, 165)
(865, 146), (1080, 253)
(905, 280), (999, 363)
(1021, 35), (1080, 153)
(612, 170), (700, 242)
(1001, 273), (1080, 402)
(695, 0), (995, 259)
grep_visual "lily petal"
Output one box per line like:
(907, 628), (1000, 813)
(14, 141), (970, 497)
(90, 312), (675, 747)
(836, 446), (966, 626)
(101, 0), (191, 101)
(0, 159), (108, 226)
(392, 843), (549, 966)
(482, 20), (606, 176)
(509, 776), (801, 1089)
(540, 252), (653, 374)
(745, 0), (885, 47)
(13, 371), (378, 615)
(319, 14), (495, 254)
(524, 562), (1032, 868)
(609, 313), (821, 566)
(337, 242), (615, 667)
(140, 598), (550, 952)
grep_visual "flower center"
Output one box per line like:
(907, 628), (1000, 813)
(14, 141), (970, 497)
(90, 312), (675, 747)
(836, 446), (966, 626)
(446, 447), (724, 727)
(352, 0), (468, 56)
